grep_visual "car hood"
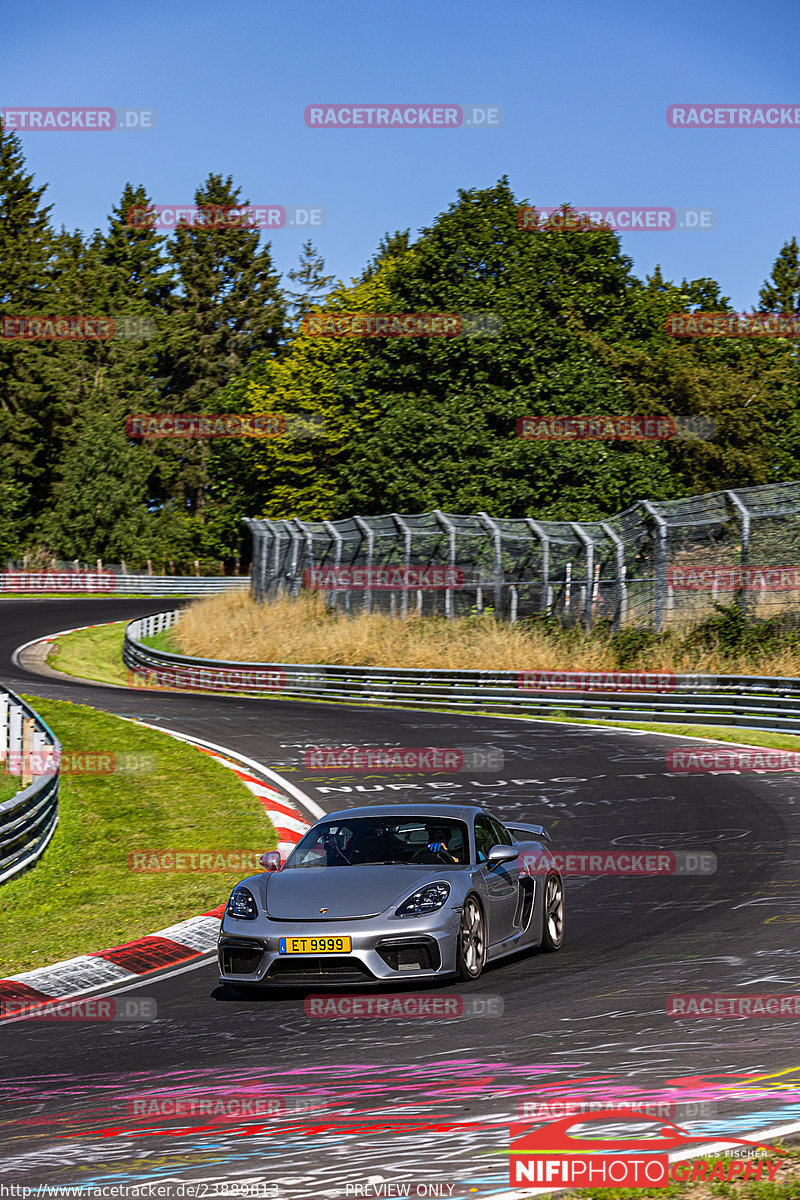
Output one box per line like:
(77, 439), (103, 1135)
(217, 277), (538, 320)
(264, 865), (455, 920)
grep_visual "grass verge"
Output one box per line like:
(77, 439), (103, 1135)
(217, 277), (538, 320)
(47, 620), (132, 687)
(0, 695), (276, 976)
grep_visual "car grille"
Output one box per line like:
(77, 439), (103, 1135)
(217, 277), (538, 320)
(266, 956), (375, 982)
(375, 937), (440, 973)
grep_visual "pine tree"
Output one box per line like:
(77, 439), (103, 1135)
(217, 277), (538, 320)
(42, 389), (151, 562)
(286, 240), (334, 326)
(759, 238), (800, 312)
(0, 121), (55, 550)
(160, 173), (287, 518)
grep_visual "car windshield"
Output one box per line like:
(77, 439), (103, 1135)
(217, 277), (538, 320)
(283, 816), (470, 868)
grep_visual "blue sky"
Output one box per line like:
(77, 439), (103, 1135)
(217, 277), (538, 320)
(2, 0), (798, 309)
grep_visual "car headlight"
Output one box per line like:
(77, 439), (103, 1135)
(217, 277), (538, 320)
(395, 881), (451, 917)
(227, 886), (258, 920)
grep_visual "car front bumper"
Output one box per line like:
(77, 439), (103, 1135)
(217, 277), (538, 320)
(218, 907), (463, 987)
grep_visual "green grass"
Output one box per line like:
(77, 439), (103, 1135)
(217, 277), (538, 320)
(140, 628), (180, 654)
(0, 773), (21, 804)
(47, 620), (132, 687)
(0, 694), (276, 976)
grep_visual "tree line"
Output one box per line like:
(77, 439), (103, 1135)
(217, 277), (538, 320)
(1, 121), (799, 571)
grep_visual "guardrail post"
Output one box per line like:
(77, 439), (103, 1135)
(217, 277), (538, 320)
(353, 516), (374, 614)
(8, 702), (23, 775)
(0, 693), (7, 765)
(21, 717), (34, 787)
(570, 524), (594, 632)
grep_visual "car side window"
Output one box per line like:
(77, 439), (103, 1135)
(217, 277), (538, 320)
(489, 816), (513, 847)
(474, 815), (496, 863)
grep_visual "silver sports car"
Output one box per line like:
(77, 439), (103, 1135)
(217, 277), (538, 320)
(217, 803), (564, 987)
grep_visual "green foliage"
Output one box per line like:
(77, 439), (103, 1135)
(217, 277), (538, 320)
(0, 126), (799, 568)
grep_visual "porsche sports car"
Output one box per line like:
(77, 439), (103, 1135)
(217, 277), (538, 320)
(218, 803), (564, 988)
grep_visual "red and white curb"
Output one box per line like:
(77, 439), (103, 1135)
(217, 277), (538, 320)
(0, 723), (317, 1015)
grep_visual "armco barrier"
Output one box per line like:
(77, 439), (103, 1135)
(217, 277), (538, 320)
(0, 574), (249, 597)
(124, 611), (800, 734)
(0, 689), (60, 885)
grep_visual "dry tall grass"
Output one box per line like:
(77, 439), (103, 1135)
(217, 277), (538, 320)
(170, 591), (800, 676)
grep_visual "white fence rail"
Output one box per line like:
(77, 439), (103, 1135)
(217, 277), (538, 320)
(0, 689), (60, 885)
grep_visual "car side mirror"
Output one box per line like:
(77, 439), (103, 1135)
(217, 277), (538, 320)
(487, 844), (519, 868)
(260, 851), (282, 871)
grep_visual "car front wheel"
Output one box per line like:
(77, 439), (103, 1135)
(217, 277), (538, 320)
(456, 895), (487, 979)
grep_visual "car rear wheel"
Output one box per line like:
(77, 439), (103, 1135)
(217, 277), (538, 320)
(540, 873), (565, 952)
(456, 895), (486, 979)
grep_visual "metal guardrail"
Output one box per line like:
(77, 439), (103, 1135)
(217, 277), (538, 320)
(124, 611), (800, 734)
(0, 574), (250, 597)
(0, 689), (60, 885)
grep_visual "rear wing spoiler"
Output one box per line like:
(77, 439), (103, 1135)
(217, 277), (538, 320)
(509, 823), (551, 843)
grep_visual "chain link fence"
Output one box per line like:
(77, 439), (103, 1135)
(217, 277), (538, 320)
(245, 481), (800, 631)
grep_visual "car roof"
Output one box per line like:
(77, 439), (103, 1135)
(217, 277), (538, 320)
(317, 803), (494, 823)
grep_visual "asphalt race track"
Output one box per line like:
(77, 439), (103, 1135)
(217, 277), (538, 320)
(2, 598), (800, 1197)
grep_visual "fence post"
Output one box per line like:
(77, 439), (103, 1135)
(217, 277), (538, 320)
(571, 524), (594, 632)
(353, 516), (374, 614)
(526, 518), (550, 615)
(323, 520), (343, 611)
(641, 501), (668, 633)
(433, 510), (457, 619)
(727, 490), (751, 618)
(477, 512), (503, 616)
(601, 521), (626, 632)
(392, 514), (412, 618)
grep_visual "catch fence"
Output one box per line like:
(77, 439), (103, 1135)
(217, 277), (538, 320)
(246, 481), (800, 631)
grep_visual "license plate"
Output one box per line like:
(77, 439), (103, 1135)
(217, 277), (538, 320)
(279, 936), (352, 954)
